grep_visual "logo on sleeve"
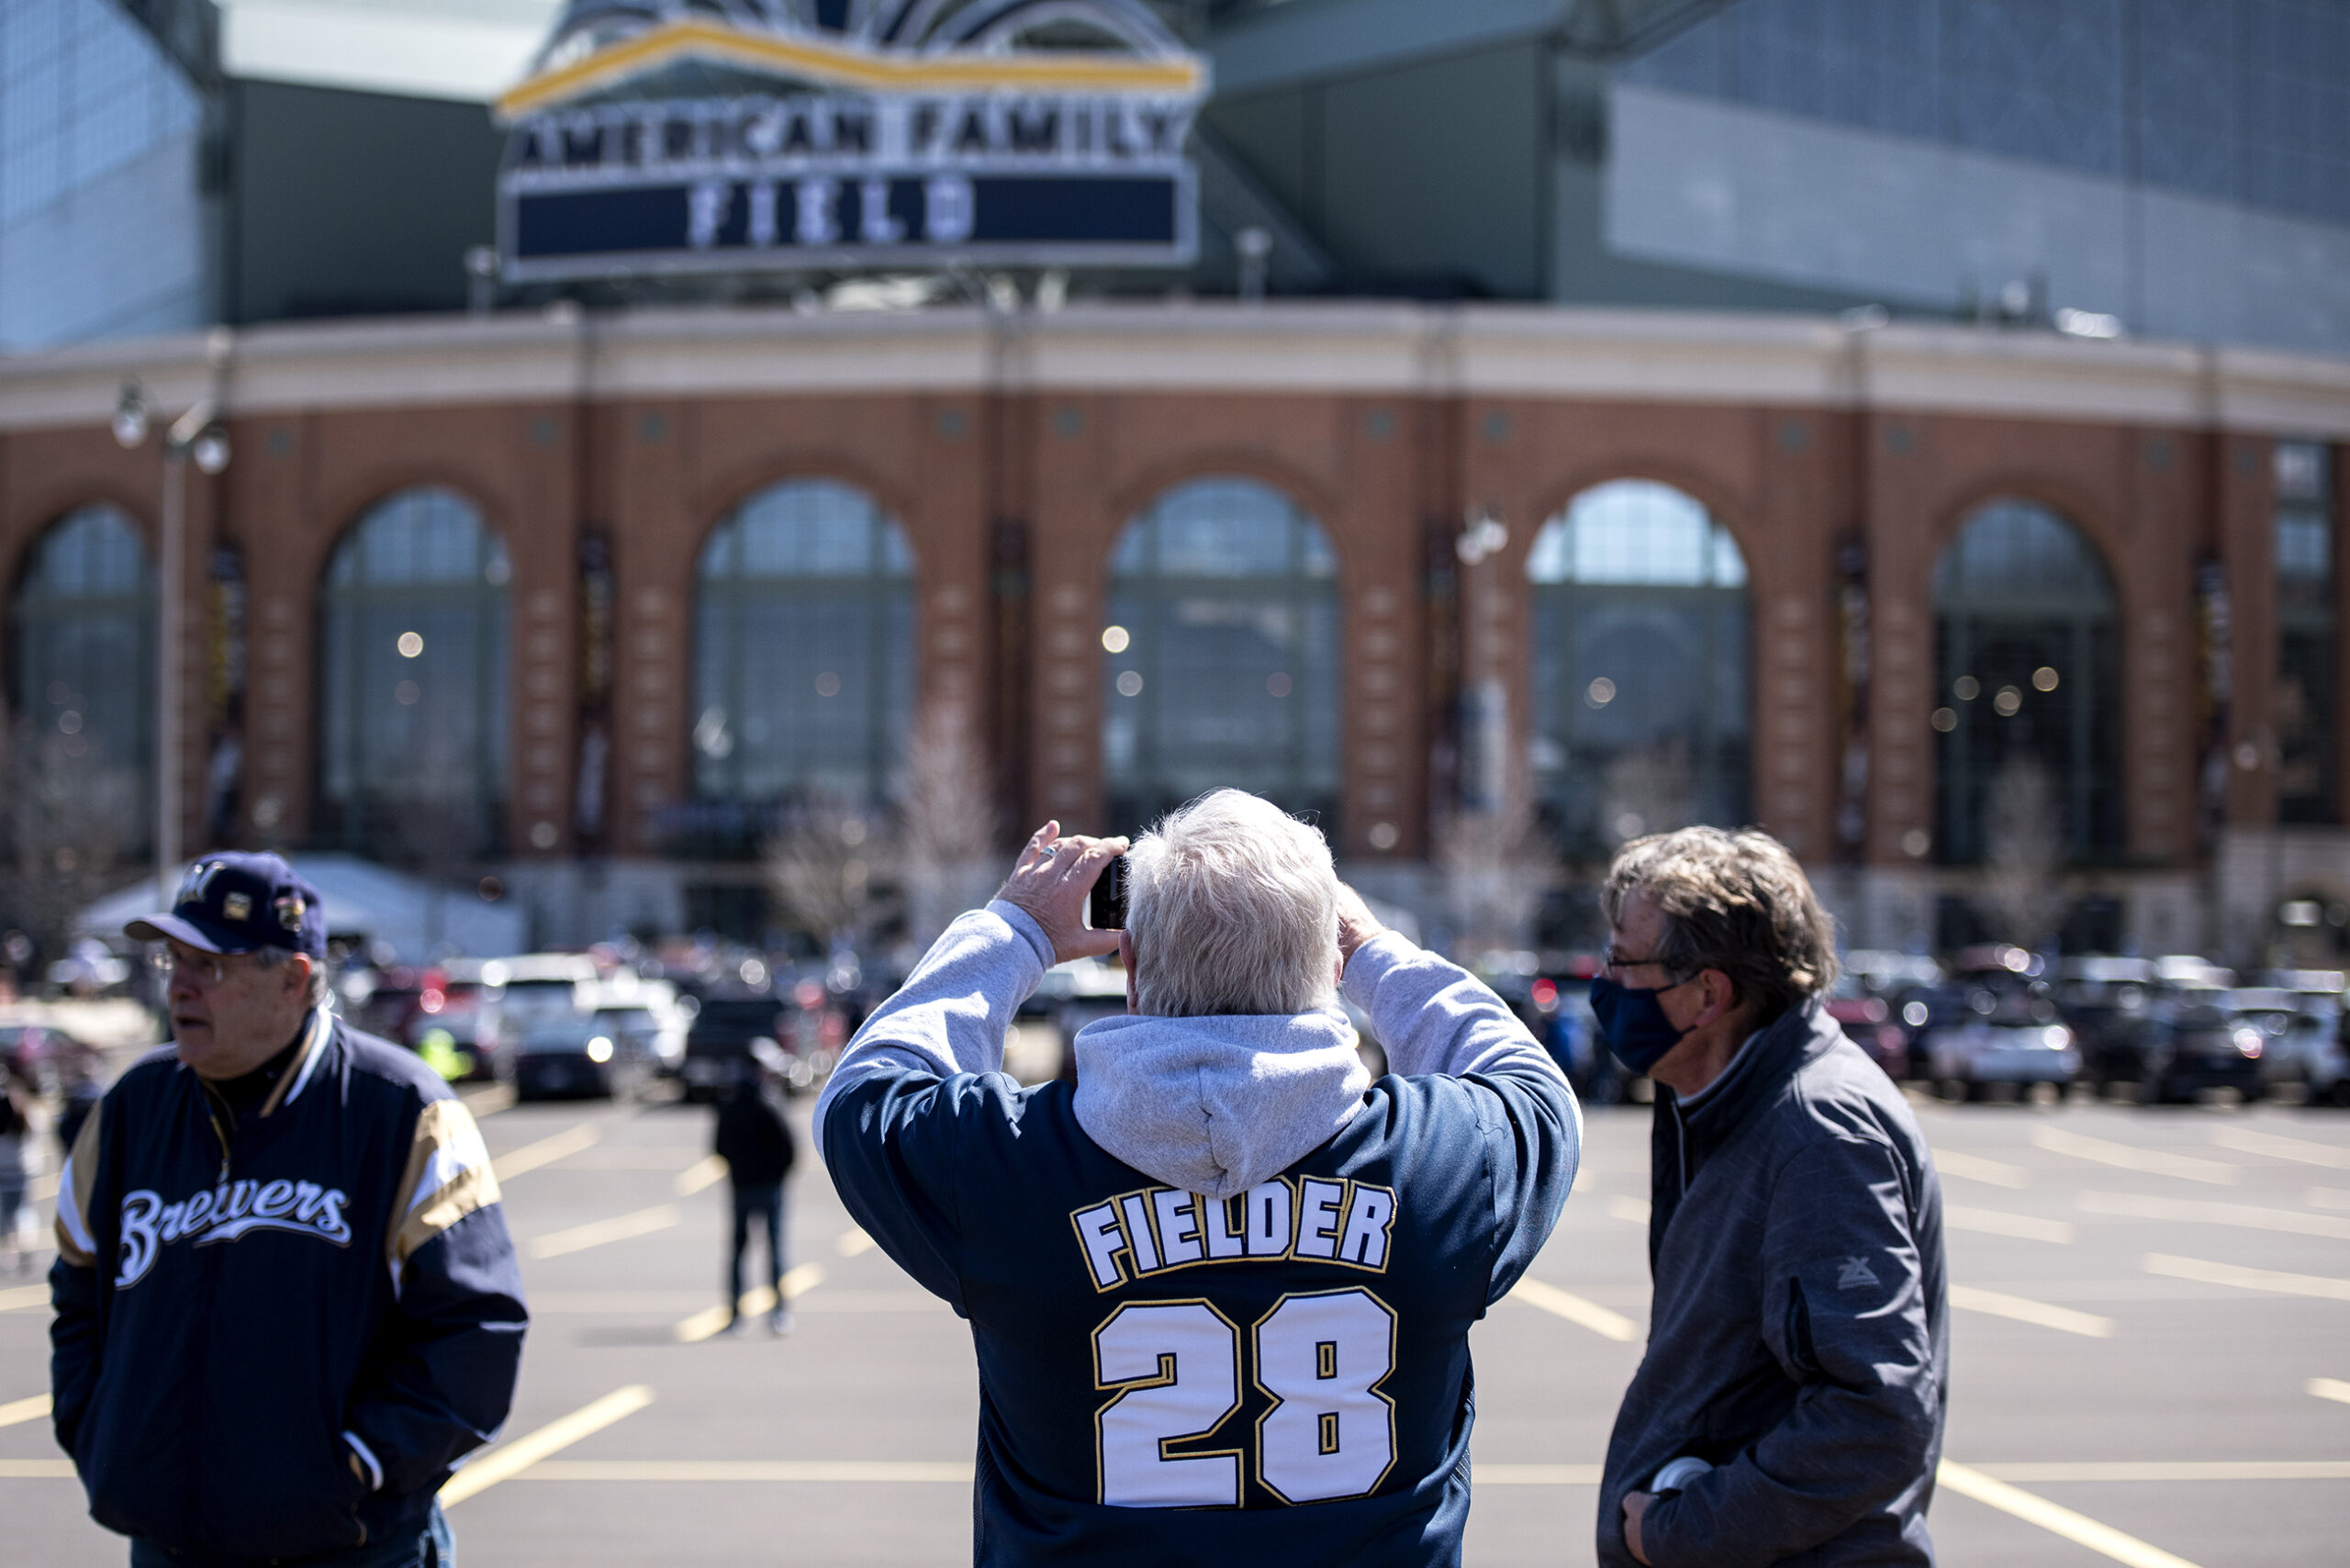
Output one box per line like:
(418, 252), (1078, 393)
(115, 1180), (353, 1289)
(1834, 1255), (1880, 1291)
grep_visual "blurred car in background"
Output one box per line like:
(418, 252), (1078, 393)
(0, 1024), (101, 1097)
(679, 993), (787, 1101)
(2054, 956), (2159, 1095)
(1919, 968), (2079, 1099)
(2142, 995), (2268, 1103)
(508, 1013), (660, 1102)
(2252, 974), (2348, 1105)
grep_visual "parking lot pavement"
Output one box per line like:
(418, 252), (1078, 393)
(6, 1088), (2347, 1566)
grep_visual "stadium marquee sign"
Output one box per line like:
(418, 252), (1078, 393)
(494, 17), (1207, 281)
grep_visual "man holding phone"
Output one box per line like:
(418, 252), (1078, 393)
(815, 789), (1580, 1565)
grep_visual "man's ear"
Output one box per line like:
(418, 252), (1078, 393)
(1695, 967), (1740, 1029)
(288, 953), (317, 1003)
(1119, 929), (1137, 1014)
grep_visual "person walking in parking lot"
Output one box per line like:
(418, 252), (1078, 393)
(714, 1039), (798, 1335)
(51, 852), (527, 1567)
(1593, 828), (1947, 1568)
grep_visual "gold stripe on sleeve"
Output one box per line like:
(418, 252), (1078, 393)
(387, 1099), (504, 1275)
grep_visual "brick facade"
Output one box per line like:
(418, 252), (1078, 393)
(3, 305), (2345, 955)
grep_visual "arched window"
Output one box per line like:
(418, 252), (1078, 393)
(317, 488), (510, 859)
(693, 478), (914, 809)
(1102, 476), (1340, 834)
(10, 504), (153, 855)
(1528, 479), (1750, 855)
(1931, 499), (2120, 866)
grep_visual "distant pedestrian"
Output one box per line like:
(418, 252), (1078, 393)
(1593, 829), (1947, 1567)
(714, 1038), (798, 1335)
(0, 1074), (33, 1273)
(56, 1057), (101, 1157)
(52, 852), (527, 1567)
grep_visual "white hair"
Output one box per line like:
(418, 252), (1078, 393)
(1126, 790), (1339, 1017)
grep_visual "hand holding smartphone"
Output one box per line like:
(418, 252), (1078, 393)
(1088, 854), (1129, 931)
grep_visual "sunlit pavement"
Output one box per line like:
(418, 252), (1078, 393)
(7, 1088), (2348, 1566)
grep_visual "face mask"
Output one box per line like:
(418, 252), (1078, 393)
(1589, 975), (1693, 1075)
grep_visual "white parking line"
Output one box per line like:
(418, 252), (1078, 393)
(2310, 1377), (2350, 1406)
(1946, 1205), (2075, 1243)
(2080, 1191), (2350, 1241)
(441, 1385), (655, 1506)
(673, 1155), (726, 1195)
(2144, 1251), (2350, 1302)
(1938, 1460), (2201, 1568)
(524, 1204), (682, 1260)
(522, 1459), (971, 1483)
(2033, 1127), (2236, 1185)
(494, 1123), (602, 1181)
(837, 1226), (877, 1257)
(1949, 1284), (2113, 1338)
(1931, 1149), (2031, 1189)
(1606, 1194), (1651, 1225)
(1973, 1460), (2350, 1481)
(0, 1393), (50, 1428)
(0, 1284), (48, 1313)
(2209, 1126), (2350, 1170)
(1509, 1277), (1639, 1342)
(673, 1262), (826, 1341)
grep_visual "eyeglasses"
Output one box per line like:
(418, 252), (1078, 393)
(1598, 943), (1692, 984)
(151, 949), (259, 987)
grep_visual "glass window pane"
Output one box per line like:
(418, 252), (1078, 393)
(316, 488), (509, 860)
(692, 479), (915, 833)
(1932, 498), (2121, 867)
(1527, 482), (1751, 856)
(10, 502), (153, 860)
(1103, 477), (1340, 834)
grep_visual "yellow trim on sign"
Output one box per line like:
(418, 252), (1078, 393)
(497, 21), (1204, 122)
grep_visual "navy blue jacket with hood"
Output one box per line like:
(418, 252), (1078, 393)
(50, 1010), (527, 1562)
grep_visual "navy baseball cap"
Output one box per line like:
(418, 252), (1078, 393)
(127, 852), (327, 959)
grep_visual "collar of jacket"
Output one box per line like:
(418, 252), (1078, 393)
(1646, 998), (1835, 1272)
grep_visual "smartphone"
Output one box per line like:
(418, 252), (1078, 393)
(1089, 854), (1130, 931)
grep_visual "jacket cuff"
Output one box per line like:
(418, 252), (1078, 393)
(985, 900), (1057, 973)
(342, 1430), (384, 1493)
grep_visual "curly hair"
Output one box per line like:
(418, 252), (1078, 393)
(1600, 827), (1837, 1025)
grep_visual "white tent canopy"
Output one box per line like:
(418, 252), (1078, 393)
(80, 855), (528, 964)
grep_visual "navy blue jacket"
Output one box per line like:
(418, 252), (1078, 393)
(50, 1013), (527, 1562)
(818, 908), (1580, 1567)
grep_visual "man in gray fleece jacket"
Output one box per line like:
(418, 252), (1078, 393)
(815, 789), (1579, 1565)
(1594, 828), (1947, 1568)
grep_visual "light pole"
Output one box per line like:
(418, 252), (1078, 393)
(113, 375), (229, 913)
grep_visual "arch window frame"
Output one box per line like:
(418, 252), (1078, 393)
(689, 476), (916, 823)
(1930, 496), (2122, 867)
(8, 501), (156, 857)
(1525, 478), (1752, 858)
(1102, 476), (1341, 836)
(314, 486), (512, 860)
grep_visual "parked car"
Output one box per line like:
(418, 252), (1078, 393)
(507, 1014), (660, 1103)
(2142, 997), (2267, 1103)
(2054, 957), (2159, 1093)
(2254, 983), (2350, 1105)
(476, 953), (599, 1067)
(678, 993), (788, 1101)
(1919, 983), (2079, 1099)
(1826, 980), (1908, 1081)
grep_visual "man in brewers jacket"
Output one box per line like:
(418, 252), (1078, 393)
(1591, 828), (1947, 1568)
(51, 853), (527, 1566)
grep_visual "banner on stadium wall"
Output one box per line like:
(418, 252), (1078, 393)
(493, 6), (1208, 281)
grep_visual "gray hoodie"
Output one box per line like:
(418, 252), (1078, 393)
(819, 900), (1581, 1204)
